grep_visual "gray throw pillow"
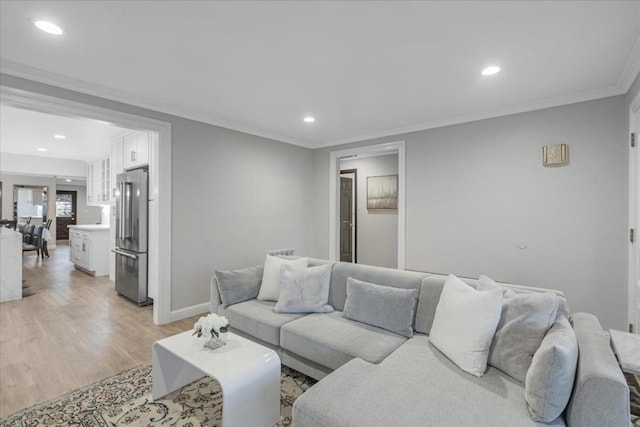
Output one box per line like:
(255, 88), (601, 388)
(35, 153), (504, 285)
(342, 277), (419, 338)
(478, 277), (559, 383)
(525, 316), (578, 422)
(274, 264), (334, 314)
(215, 265), (263, 308)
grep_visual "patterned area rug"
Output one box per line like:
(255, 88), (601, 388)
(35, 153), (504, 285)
(3, 364), (637, 426)
(0, 364), (316, 427)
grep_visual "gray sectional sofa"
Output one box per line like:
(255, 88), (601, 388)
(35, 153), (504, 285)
(210, 258), (630, 427)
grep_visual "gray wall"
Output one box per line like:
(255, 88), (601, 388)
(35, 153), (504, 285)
(56, 184), (102, 226)
(2, 73), (631, 329)
(169, 119), (313, 309)
(341, 154), (398, 268)
(312, 96), (628, 330)
(0, 74), (314, 312)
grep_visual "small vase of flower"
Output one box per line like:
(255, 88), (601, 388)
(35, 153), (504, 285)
(193, 313), (230, 350)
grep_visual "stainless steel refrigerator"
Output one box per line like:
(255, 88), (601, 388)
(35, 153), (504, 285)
(113, 169), (151, 306)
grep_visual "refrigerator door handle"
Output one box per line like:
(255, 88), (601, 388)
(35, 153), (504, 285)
(119, 181), (124, 240)
(119, 181), (133, 240)
(112, 248), (138, 259)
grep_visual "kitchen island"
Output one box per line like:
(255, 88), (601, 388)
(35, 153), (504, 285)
(68, 224), (110, 276)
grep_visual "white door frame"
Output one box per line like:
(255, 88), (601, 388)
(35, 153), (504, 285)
(329, 141), (406, 269)
(0, 85), (172, 325)
(629, 91), (640, 333)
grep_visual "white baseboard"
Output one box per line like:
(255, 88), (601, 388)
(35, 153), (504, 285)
(168, 302), (210, 323)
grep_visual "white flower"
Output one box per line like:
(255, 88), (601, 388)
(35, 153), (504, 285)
(193, 313), (230, 338)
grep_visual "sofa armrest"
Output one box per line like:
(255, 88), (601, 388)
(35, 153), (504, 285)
(566, 312), (629, 427)
(210, 275), (222, 314)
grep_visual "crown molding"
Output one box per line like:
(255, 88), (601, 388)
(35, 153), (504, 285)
(617, 33), (640, 93)
(0, 60), (314, 149)
(319, 30), (640, 148)
(316, 84), (623, 148)
(3, 41), (638, 151)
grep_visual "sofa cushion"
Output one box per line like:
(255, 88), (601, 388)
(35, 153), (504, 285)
(294, 335), (565, 427)
(215, 265), (263, 308)
(429, 275), (503, 377)
(328, 262), (428, 311)
(478, 276), (559, 383)
(342, 277), (419, 338)
(414, 276), (446, 334)
(274, 264), (333, 314)
(257, 255), (308, 301)
(219, 299), (305, 346)
(280, 311), (407, 370)
(525, 316), (578, 423)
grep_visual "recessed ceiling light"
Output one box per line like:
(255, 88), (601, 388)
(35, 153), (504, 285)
(481, 66), (501, 76)
(35, 20), (63, 35)
(303, 117), (315, 123)
(53, 134), (66, 139)
(65, 179), (72, 182)
(37, 148), (47, 152)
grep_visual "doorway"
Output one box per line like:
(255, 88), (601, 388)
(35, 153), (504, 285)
(630, 101), (640, 334)
(340, 169), (357, 263)
(55, 190), (77, 240)
(2, 85), (172, 325)
(329, 141), (406, 269)
(13, 185), (48, 226)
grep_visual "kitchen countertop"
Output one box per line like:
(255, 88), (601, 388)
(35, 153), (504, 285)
(68, 224), (110, 231)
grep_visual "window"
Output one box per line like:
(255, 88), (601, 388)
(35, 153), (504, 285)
(56, 193), (73, 217)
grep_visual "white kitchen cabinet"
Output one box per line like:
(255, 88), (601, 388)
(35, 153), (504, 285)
(110, 137), (123, 203)
(101, 157), (110, 204)
(86, 162), (95, 205)
(69, 226), (110, 276)
(86, 156), (110, 206)
(123, 131), (149, 170)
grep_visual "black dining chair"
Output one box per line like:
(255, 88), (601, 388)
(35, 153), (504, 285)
(21, 224), (35, 242)
(22, 225), (44, 258)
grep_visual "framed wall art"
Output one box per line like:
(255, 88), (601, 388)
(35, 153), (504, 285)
(366, 175), (398, 210)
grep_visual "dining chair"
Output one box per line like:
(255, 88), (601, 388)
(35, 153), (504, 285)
(41, 219), (52, 258)
(22, 225), (44, 258)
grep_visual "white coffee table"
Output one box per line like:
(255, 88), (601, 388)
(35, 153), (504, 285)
(152, 330), (281, 427)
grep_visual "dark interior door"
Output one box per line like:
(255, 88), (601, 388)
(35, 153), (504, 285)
(56, 190), (77, 240)
(340, 176), (354, 262)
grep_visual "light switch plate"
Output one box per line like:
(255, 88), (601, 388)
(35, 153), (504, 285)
(542, 144), (568, 166)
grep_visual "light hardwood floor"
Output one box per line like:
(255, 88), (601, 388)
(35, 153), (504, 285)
(0, 243), (200, 418)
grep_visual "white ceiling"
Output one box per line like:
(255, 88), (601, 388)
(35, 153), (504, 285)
(1, 1), (639, 148)
(0, 105), (131, 160)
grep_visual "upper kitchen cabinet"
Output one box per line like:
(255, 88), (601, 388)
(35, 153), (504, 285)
(87, 161), (95, 205)
(110, 137), (123, 203)
(87, 156), (110, 206)
(123, 131), (149, 170)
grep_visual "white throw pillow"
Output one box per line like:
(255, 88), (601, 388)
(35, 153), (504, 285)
(429, 274), (504, 377)
(257, 255), (308, 301)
